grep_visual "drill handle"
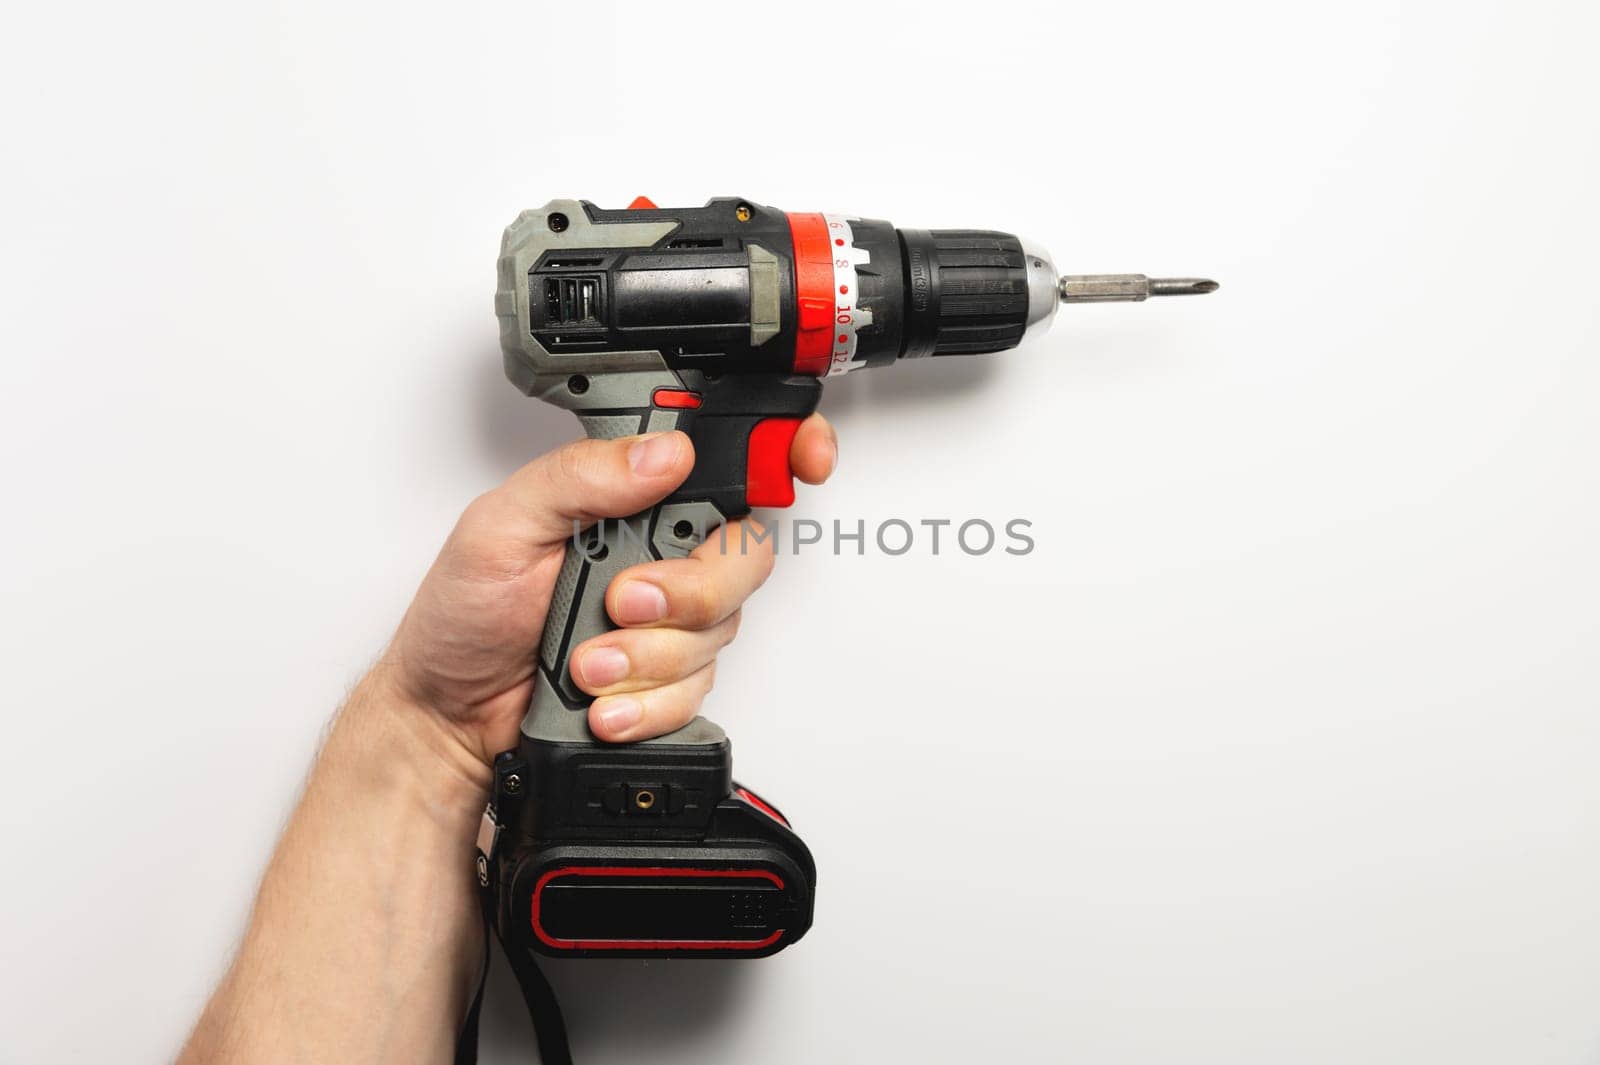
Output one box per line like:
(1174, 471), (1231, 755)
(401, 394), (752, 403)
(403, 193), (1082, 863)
(521, 371), (822, 745)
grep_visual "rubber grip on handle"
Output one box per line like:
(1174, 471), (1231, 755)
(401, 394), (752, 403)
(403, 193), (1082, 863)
(520, 373), (823, 745)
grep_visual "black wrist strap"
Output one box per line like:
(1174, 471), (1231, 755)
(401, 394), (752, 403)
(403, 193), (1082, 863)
(455, 885), (573, 1064)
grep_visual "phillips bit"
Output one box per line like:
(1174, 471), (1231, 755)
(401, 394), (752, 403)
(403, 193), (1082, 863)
(1060, 274), (1221, 303)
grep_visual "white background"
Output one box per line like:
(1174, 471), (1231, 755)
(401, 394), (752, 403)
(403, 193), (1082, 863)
(3, 1), (1598, 1062)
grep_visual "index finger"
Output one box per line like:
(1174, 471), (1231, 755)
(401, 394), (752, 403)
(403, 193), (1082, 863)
(791, 412), (837, 486)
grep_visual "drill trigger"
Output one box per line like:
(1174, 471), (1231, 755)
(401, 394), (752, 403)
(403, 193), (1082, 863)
(745, 417), (805, 508)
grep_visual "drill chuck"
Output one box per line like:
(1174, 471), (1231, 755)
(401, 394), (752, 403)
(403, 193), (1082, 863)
(897, 228), (1031, 357)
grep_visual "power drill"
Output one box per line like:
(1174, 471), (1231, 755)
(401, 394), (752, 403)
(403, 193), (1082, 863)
(476, 196), (1216, 967)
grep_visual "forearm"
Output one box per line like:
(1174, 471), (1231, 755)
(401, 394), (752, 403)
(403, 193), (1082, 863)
(180, 668), (491, 1065)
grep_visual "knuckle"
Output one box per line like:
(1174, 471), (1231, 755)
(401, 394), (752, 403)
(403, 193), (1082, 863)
(646, 634), (692, 680)
(733, 521), (777, 579)
(551, 440), (592, 487)
(544, 438), (612, 500)
(741, 521), (778, 563)
(678, 570), (722, 626)
(447, 491), (529, 577)
(458, 490), (505, 533)
(653, 686), (698, 729)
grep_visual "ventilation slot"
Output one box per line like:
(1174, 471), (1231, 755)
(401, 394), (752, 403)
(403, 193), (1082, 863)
(544, 277), (600, 324)
(666, 238), (724, 249)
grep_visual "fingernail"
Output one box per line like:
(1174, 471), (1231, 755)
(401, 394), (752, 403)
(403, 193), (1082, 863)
(614, 580), (668, 623)
(578, 646), (629, 687)
(597, 697), (642, 734)
(628, 432), (681, 476)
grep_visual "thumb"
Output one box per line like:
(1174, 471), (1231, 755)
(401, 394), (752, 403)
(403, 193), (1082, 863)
(500, 431), (694, 545)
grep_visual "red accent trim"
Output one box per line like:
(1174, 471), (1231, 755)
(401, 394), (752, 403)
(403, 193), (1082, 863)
(531, 866), (786, 952)
(651, 388), (703, 409)
(786, 212), (834, 376)
(745, 417), (803, 508)
(735, 786), (790, 828)
(627, 196), (658, 210)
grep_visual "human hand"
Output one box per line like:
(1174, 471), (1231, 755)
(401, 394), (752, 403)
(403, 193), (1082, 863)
(375, 415), (838, 782)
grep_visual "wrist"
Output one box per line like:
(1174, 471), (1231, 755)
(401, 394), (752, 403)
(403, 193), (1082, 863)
(208, 661), (489, 1061)
(325, 663), (494, 824)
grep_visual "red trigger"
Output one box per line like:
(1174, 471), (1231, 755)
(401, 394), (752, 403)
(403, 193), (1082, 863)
(627, 196), (658, 210)
(746, 418), (804, 508)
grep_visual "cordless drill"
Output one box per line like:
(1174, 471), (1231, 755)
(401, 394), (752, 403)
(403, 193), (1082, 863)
(476, 196), (1216, 964)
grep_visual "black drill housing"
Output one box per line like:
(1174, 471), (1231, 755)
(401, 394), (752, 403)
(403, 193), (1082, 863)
(516, 198), (1032, 378)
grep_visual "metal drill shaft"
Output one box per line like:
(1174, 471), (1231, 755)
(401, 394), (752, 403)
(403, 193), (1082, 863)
(1060, 274), (1220, 303)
